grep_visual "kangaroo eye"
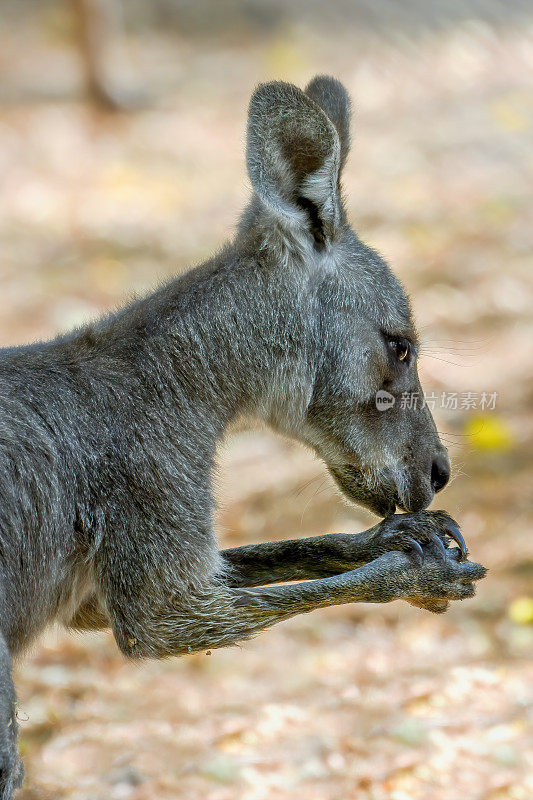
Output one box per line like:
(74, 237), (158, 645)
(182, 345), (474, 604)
(388, 337), (410, 363)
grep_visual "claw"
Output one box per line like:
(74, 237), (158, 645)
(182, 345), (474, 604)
(429, 532), (447, 562)
(446, 524), (468, 561)
(405, 537), (424, 565)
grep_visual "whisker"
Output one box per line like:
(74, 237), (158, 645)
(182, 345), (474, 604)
(293, 474), (323, 499)
(436, 429), (470, 438)
(420, 354), (473, 367)
(420, 343), (487, 353)
(299, 479), (329, 526)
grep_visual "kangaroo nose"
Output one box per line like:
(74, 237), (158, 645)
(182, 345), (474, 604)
(431, 454), (450, 493)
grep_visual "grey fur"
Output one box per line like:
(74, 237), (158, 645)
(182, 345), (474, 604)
(0, 76), (486, 796)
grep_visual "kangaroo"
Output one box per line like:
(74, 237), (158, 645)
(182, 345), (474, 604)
(0, 76), (486, 797)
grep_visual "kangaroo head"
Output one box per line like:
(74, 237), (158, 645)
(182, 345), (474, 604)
(239, 75), (449, 517)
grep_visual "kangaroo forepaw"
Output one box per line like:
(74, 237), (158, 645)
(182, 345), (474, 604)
(400, 546), (487, 612)
(361, 532), (486, 613)
(367, 510), (468, 564)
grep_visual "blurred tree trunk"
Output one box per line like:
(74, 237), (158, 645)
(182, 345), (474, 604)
(71, 0), (126, 111)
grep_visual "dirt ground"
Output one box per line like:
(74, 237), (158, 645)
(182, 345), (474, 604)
(0, 3), (532, 799)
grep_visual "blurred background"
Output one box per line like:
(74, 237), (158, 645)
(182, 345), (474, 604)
(1, 1), (532, 798)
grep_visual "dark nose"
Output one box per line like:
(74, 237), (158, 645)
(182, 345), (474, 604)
(431, 454), (450, 493)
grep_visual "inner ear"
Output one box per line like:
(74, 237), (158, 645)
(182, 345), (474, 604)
(284, 134), (328, 249)
(295, 196), (326, 251)
(281, 136), (323, 180)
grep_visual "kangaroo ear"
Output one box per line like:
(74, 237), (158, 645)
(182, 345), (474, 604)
(246, 80), (345, 247)
(305, 75), (351, 171)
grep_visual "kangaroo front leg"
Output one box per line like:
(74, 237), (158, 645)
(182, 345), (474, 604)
(72, 511), (469, 639)
(222, 510), (467, 590)
(233, 547), (485, 615)
(73, 512), (469, 637)
(222, 533), (370, 587)
(112, 546), (485, 659)
(0, 633), (23, 800)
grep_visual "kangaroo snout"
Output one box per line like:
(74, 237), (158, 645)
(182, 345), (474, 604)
(431, 452), (451, 494)
(398, 447), (451, 514)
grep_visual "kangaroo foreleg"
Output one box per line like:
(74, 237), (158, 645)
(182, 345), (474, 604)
(70, 510), (470, 635)
(221, 532), (369, 587)
(222, 510), (467, 594)
(112, 545), (485, 659)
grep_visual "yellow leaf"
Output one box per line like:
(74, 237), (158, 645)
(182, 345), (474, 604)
(491, 96), (529, 132)
(465, 414), (514, 452)
(509, 597), (533, 625)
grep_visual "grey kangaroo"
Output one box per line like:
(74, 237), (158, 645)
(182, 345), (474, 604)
(0, 76), (486, 796)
